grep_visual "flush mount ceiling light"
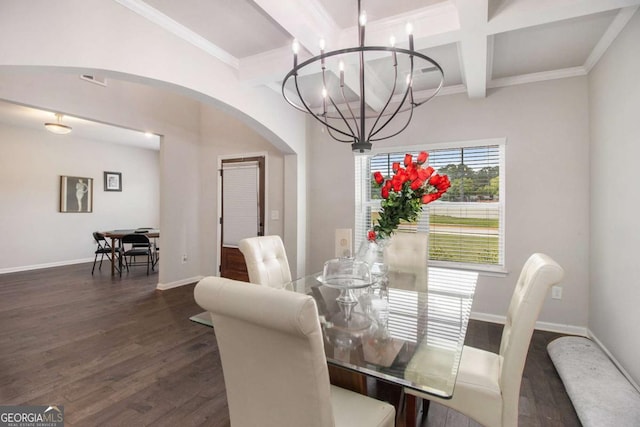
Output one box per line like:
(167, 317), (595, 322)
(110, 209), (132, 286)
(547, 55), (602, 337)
(282, 0), (444, 153)
(44, 113), (72, 135)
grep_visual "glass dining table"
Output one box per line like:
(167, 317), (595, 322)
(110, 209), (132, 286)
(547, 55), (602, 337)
(191, 264), (478, 426)
(285, 265), (478, 400)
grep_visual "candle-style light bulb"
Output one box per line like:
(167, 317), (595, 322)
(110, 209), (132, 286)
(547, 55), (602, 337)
(406, 74), (412, 87)
(390, 35), (397, 66)
(359, 11), (367, 27)
(322, 86), (327, 114)
(319, 38), (326, 66)
(339, 61), (345, 87)
(406, 22), (414, 51)
(292, 39), (299, 68)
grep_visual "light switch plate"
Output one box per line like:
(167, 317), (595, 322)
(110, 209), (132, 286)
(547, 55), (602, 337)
(335, 229), (352, 258)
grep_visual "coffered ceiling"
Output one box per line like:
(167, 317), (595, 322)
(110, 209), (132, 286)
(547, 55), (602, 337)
(119, 0), (640, 98)
(1, 0), (638, 145)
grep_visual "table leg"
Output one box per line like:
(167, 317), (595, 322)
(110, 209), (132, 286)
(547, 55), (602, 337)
(110, 237), (117, 276)
(328, 365), (368, 395)
(405, 394), (418, 427)
(403, 394), (429, 427)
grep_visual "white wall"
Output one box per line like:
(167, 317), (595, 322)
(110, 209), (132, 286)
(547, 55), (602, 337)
(308, 77), (591, 328)
(199, 104), (285, 276)
(588, 11), (640, 385)
(0, 123), (159, 271)
(0, 1), (308, 280)
(0, 74), (290, 286)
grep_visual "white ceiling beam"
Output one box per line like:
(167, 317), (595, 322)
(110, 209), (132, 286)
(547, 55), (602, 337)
(338, 2), (461, 49)
(454, 0), (489, 98)
(584, 6), (639, 72)
(488, 0), (640, 35)
(244, 1), (462, 110)
(112, 0), (239, 69)
(253, 0), (391, 111)
(252, 0), (340, 55)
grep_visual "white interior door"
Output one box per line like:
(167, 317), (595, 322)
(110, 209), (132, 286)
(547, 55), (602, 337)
(220, 156), (265, 280)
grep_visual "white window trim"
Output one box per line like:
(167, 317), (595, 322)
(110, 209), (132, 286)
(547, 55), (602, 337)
(355, 138), (507, 275)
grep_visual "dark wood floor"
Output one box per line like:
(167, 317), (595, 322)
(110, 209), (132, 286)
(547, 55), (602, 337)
(0, 263), (580, 426)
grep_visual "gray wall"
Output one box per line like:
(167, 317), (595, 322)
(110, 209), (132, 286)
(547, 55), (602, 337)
(589, 10), (640, 387)
(308, 76), (591, 330)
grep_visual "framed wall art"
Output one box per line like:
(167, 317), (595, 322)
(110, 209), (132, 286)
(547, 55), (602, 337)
(60, 176), (93, 213)
(104, 171), (122, 192)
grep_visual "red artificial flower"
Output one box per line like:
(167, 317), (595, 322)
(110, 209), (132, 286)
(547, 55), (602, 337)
(417, 151), (428, 164)
(421, 193), (438, 204)
(429, 174), (443, 186)
(410, 179), (423, 191)
(420, 166), (434, 180)
(369, 152), (450, 240)
(373, 171), (384, 185)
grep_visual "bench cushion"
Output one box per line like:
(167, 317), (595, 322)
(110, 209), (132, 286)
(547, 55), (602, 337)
(548, 336), (640, 427)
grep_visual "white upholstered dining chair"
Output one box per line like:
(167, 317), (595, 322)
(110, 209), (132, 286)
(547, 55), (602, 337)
(405, 253), (564, 427)
(384, 232), (429, 271)
(194, 276), (395, 427)
(383, 232), (429, 292)
(239, 235), (291, 287)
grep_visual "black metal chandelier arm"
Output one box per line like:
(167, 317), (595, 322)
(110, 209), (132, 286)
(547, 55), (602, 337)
(340, 83), (360, 141)
(412, 78), (444, 107)
(366, 59), (399, 141)
(368, 78), (414, 141)
(285, 72), (359, 141)
(326, 124), (355, 144)
(282, 46), (443, 118)
(326, 92), (358, 141)
(370, 98), (416, 142)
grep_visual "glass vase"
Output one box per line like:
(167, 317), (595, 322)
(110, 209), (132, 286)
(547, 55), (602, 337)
(355, 238), (390, 288)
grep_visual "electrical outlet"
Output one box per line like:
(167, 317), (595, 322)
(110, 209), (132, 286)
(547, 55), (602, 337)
(551, 285), (562, 300)
(181, 254), (188, 263)
(335, 228), (353, 258)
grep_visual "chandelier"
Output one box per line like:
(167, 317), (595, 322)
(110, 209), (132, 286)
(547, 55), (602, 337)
(281, 0), (444, 153)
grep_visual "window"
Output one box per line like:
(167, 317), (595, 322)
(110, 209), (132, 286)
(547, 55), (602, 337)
(355, 139), (505, 272)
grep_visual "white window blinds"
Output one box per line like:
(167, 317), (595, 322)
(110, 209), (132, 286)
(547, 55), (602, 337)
(222, 162), (259, 247)
(355, 142), (505, 271)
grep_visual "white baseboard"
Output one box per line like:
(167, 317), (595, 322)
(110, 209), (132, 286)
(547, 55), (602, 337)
(588, 329), (640, 393)
(0, 258), (94, 275)
(471, 311), (589, 336)
(156, 275), (204, 291)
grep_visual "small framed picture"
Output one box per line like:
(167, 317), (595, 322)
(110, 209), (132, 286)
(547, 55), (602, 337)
(60, 176), (93, 213)
(104, 171), (122, 192)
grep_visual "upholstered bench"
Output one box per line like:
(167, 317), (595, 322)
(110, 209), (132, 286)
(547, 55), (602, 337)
(547, 336), (640, 427)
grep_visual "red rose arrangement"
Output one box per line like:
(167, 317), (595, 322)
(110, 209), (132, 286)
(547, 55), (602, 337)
(369, 151), (451, 241)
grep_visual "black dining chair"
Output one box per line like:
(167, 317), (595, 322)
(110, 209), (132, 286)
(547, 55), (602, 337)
(92, 232), (120, 275)
(134, 228), (159, 267)
(121, 233), (153, 276)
